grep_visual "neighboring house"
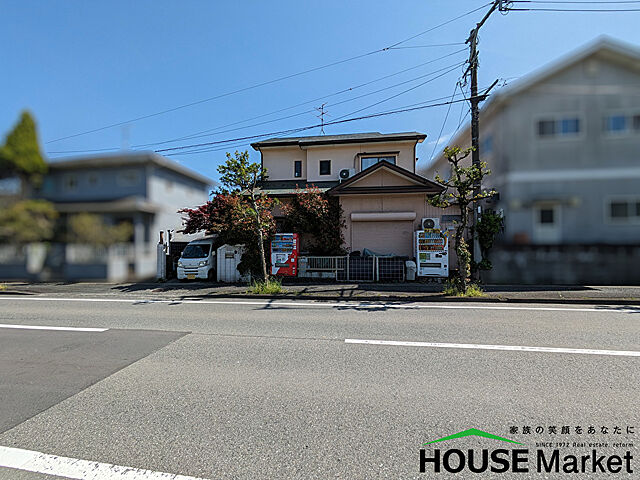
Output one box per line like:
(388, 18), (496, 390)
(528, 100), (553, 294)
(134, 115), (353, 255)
(35, 151), (212, 279)
(252, 132), (444, 257)
(422, 37), (640, 283)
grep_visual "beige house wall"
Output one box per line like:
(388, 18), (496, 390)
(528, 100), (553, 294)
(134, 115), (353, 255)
(306, 141), (416, 182)
(260, 140), (417, 183)
(261, 147), (306, 181)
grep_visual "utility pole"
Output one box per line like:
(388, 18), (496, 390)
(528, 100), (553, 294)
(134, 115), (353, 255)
(465, 0), (503, 279)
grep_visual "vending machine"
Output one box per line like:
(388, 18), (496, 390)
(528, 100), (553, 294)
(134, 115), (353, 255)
(414, 218), (449, 277)
(270, 233), (299, 276)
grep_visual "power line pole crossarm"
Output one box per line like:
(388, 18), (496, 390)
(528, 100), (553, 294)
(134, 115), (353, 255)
(465, 0), (503, 281)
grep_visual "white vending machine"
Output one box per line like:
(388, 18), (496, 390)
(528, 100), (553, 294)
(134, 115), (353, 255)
(414, 218), (449, 278)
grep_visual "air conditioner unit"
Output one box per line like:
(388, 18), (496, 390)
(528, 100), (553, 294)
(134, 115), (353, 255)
(339, 168), (356, 181)
(421, 217), (440, 230)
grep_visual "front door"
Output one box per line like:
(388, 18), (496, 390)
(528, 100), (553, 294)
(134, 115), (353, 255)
(533, 203), (561, 244)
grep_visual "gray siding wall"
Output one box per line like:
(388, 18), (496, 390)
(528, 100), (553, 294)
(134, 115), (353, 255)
(40, 166), (147, 202)
(481, 57), (640, 245)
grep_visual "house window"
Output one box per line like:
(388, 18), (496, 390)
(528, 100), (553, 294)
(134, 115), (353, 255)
(63, 175), (78, 192)
(88, 174), (99, 186)
(605, 115), (627, 133)
(537, 117), (580, 138)
(604, 113), (640, 134)
(118, 170), (140, 186)
(538, 120), (556, 137)
(361, 155), (396, 170)
(481, 135), (493, 155)
(294, 160), (302, 178)
(607, 198), (640, 222)
(610, 202), (628, 218)
(560, 118), (580, 135)
(539, 208), (555, 224)
(319, 160), (331, 176)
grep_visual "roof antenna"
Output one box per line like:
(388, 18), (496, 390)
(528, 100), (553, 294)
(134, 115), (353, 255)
(315, 103), (329, 135)
(121, 124), (130, 150)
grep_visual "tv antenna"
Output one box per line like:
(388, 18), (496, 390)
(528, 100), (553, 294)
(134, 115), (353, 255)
(316, 103), (329, 135)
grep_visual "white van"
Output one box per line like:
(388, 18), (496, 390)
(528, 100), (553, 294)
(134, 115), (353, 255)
(177, 238), (216, 281)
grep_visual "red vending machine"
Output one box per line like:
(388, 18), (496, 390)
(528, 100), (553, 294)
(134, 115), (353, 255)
(270, 233), (299, 276)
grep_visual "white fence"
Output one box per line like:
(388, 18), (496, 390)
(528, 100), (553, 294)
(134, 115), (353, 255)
(300, 255), (405, 282)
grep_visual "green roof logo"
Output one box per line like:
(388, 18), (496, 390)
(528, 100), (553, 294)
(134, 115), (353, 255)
(423, 428), (522, 446)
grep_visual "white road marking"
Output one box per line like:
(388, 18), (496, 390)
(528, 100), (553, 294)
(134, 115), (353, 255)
(0, 323), (107, 332)
(0, 295), (638, 313)
(0, 445), (208, 480)
(345, 339), (640, 357)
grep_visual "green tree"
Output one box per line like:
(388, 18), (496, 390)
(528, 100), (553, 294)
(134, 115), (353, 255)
(67, 213), (133, 246)
(0, 111), (47, 189)
(0, 200), (58, 244)
(217, 151), (273, 280)
(428, 146), (496, 294)
(475, 210), (504, 270)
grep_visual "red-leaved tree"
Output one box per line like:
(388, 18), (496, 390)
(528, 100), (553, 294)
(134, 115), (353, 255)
(179, 151), (276, 279)
(282, 186), (345, 255)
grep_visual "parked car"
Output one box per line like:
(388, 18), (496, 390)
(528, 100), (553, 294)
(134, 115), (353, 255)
(177, 238), (216, 281)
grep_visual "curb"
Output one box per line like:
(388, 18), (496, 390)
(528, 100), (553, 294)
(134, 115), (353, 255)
(171, 292), (640, 306)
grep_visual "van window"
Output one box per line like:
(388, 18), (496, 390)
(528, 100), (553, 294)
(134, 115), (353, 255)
(181, 244), (211, 258)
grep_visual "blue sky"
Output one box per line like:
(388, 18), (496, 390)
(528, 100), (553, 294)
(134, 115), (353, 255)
(1, 0), (638, 182)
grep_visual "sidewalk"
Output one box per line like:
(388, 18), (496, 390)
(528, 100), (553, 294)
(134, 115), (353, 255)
(1, 280), (639, 305)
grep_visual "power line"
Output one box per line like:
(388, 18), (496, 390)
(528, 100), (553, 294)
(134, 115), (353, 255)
(508, 0), (640, 10)
(155, 95), (487, 154)
(509, 7), (640, 10)
(388, 43), (467, 50)
(49, 55), (468, 156)
(45, 5), (490, 145)
(512, 0), (640, 3)
(131, 49), (467, 148)
(428, 83), (459, 163)
(332, 63), (465, 121)
(386, 3), (492, 49)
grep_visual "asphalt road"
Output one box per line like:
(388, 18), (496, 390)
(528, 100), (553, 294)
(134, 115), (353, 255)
(0, 296), (638, 479)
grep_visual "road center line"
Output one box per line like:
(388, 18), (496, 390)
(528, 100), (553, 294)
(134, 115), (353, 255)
(0, 323), (107, 333)
(0, 445), (207, 480)
(0, 295), (638, 313)
(345, 339), (640, 357)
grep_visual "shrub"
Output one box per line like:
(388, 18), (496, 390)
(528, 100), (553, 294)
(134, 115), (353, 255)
(442, 281), (485, 298)
(249, 278), (284, 295)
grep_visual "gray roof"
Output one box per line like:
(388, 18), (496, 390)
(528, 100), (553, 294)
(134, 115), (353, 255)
(251, 132), (426, 149)
(48, 151), (213, 186)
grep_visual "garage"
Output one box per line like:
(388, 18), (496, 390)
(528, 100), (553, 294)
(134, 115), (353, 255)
(351, 217), (414, 257)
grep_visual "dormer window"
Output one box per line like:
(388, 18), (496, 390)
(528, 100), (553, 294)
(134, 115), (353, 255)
(361, 155), (396, 170)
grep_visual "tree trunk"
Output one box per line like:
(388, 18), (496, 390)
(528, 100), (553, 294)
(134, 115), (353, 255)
(251, 195), (268, 281)
(456, 205), (470, 293)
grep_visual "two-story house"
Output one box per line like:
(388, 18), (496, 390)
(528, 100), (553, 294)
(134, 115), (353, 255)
(251, 132), (444, 257)
(422, 37), (640, 283)
(37, 151), (212, 279)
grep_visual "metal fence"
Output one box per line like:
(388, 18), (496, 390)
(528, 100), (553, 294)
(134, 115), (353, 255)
(303, 255), (405, 282)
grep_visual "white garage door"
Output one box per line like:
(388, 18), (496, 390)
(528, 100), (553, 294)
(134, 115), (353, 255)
(352, 221), (413, 257)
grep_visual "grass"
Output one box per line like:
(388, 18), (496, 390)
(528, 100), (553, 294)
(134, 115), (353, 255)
(249, 278), (284, 295)
(442, 281), (486, 298)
